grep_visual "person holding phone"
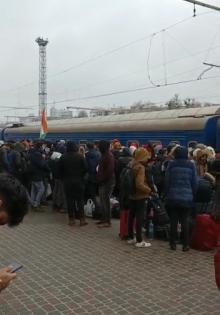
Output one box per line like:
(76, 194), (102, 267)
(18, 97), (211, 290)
(0, 268), (16, 292)
(0, 173), (28, 292)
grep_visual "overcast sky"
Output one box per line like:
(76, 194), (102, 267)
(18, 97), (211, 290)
(0, 0), (220, 119)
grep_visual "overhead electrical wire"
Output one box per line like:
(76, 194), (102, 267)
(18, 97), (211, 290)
(0, 10), (213, 96)
(161, 30), (168, 85)
(47, 74), (220, 105)
(3, 43), (220, 111)
(3, 73), (220, 112)
(52, 43), (220, 99)
(204, 22), (220, 62)
(146, 34), (158, 87)
(49, 16), (195, 79)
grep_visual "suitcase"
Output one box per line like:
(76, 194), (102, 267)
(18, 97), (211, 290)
(119, 210), (136, 240)
(119, 210), (129, 240)
(191, 214), (220, 251)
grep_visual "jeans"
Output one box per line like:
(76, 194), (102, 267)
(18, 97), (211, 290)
(167, 205), (191, 247)
(31, 181), (45, 207)
(99, 179), (115, 223)
(128, 199), (146, 243)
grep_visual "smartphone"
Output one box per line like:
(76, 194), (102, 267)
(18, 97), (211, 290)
(8, 262), (23, 273)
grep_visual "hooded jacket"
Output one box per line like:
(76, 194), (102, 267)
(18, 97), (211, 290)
(165, 146), (198, 207)
(129, 148), (151, 200)
(85, 149), (101, 182)
(196, 149), (208, 177)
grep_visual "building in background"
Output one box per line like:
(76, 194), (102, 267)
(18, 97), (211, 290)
(50, 106), (73, 119)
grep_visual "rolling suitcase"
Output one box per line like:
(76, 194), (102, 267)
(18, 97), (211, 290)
(119, 209), (129, 240)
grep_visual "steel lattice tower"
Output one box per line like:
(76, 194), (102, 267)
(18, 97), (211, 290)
(35, 37), (49, 117)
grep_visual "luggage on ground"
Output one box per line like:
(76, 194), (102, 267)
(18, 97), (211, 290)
(145, 195), (170, 240)
(119, 209), (130, 240)
(191, 214), (220, 251)
(84, 199), (95, 217)
(150, 195), (170, 225)
(119, 209), (136, 240)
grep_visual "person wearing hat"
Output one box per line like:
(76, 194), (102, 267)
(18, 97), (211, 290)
(127, 148), (152, 248)
(165, 146), (198, 251)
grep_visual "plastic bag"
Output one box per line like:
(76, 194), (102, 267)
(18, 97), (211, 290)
(84, 199), (95, 217)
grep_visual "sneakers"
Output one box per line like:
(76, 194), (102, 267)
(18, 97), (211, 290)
(127, 238), (137, 245)
(135, 241), (151, 248)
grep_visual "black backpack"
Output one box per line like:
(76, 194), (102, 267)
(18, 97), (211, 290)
(120, 166), (136, 195)
(195, 178), (213, 203)
(149, 195), (170, 225)
(119, 166), (136, 208)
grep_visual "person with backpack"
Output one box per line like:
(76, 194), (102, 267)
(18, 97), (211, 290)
(8, 142), (29, 187)
(164, 146), (198, 251)
(127, 147), (152, 248)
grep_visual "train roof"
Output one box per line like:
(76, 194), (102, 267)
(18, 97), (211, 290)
(29, 105), (220, 126)
(6, 105), (220, 133)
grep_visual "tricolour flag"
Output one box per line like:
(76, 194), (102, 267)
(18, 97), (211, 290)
(40, 109), (48, 139)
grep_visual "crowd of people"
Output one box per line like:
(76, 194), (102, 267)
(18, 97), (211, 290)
(0, 137), (219, 252)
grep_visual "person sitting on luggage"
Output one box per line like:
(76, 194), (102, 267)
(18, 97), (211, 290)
(127, 147), (152, 248)
(164, 146), (198, 251)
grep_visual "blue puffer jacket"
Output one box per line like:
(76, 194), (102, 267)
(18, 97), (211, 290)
(165, 147), (198, 208)
(85, 149), (101, 183)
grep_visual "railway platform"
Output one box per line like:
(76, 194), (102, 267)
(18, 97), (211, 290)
(0, 210), (219, 315)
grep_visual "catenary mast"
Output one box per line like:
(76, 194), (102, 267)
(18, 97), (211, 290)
(35, 37), (49, 118)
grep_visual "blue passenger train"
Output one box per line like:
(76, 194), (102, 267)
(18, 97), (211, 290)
(2, 106), (220, 150)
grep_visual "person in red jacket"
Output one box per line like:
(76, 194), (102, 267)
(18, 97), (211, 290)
(97, 140), (115, 228)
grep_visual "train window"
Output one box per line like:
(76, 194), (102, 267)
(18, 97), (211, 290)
(127, 140), (140, 147)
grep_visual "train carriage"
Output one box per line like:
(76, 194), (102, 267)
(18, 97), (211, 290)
(3, 106), (220, 150)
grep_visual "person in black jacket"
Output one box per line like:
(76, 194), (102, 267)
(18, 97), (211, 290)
(59, 141), (88, 226)
(85, 143), (100, 213)
(29, 143), (50, 211)
(97, 140), (115, 228)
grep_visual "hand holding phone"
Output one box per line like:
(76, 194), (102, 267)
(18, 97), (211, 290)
(0, 267), (16, 291)
(8, 262), (23, 273)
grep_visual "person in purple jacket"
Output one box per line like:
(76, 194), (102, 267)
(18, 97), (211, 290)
(97, 140), (115, 228)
